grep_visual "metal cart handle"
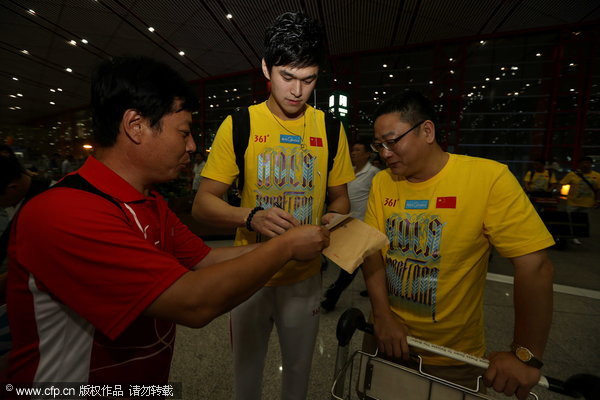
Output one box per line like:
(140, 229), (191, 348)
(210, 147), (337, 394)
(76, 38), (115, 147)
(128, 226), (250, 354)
(336, 308), (600, 400)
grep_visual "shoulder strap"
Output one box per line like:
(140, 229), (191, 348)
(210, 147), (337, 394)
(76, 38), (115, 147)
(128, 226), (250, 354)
(324, 113), (341, 174)
(53, 174), (121, 209)
(576, 172), (596, 192)
(231, 108), (251, 192)
(1, 174), (121, 264)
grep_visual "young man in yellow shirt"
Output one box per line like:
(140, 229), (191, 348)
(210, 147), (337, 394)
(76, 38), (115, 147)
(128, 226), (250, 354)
(193, 12), (354, 400)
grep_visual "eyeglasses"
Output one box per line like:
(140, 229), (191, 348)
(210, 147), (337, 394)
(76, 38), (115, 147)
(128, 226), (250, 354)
(370, 120), (425, 152)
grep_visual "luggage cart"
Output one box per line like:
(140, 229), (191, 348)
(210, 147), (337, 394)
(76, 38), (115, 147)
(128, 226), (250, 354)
(331, 308), (599, 400)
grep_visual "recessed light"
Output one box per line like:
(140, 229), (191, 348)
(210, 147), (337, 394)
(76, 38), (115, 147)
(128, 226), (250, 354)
(226, 14), (233, 19)
(148, 27), (155, 32)
(65, 67), (73, 73)
(21, 49), (29, 54)
(57, 88), (63, 91)
(12, 77), (18, 81)
(81, 39), (88, 44)
(49, 101), (55, 105)
(179, 51), (185, 56)
(28, 9), (36, 15)
(50, 89), (56, 92)
(68, 40), (77, 46)
(17, 93), (23, 97)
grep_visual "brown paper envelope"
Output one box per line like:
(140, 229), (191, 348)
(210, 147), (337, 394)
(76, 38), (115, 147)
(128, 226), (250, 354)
(323, 217), (388, 273)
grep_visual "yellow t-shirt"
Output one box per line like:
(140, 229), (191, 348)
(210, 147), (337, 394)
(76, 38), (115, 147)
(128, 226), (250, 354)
(560, 171), (600, 207)
(202, 102), (355, 286)
(523, 170), (556, 192)
(364, 154), (554, 365)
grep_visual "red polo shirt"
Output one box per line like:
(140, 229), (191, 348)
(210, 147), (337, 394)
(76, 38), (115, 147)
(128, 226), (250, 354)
(7, 156), (210, 385)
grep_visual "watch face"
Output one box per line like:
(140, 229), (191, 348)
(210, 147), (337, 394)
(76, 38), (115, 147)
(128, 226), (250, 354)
(515, 347), (532, 362)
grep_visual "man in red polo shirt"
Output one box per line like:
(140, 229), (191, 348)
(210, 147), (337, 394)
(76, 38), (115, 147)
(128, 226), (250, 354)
(4, 56), (329, 390)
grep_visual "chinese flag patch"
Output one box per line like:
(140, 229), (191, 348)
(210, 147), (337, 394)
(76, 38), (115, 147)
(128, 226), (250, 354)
(310, 137), (323, 147)
(436, 196), (456, 208)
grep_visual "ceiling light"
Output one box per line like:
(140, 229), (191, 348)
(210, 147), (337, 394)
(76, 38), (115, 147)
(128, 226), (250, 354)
(28, 9), (36, 15)
(17, 93), (23, 97)
(148, 27), (155, 32)
(81, 39), (88, 44)
(495, 77), (500, 80)
(450, 70), (455, 74)
(57, 88), (63, 91)
(12, 77), (18, 81)
(68, 40), (77, 46)
(389, 74), (393, 78)
(65, 67), (72, 72)
(406, 65), (411, 69)
(382, 64), (387, 68)
(50, 89), (56, 92)
(511, 66), (519, 70)
(226, 14), (233, 19)
(49, 101), (55, 105)
(485, 77), (490, 81)
(480, 40), (485, 44)
(21, 49), (29, 54)
(9, 95), (16, 98)
(179, 51), (185, 56)
(569, 63), (576, 67)
(536, 53), (542, 57)
(429, 81), (433, 85)
(449, 58), (453, 62)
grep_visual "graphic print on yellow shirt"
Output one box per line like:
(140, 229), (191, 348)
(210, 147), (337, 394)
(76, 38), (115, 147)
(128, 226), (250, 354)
(560, 171), (600, 208)
(386, 211), (443, 322)
(255, 145), (317, 225)
(202, 102), (354, 286)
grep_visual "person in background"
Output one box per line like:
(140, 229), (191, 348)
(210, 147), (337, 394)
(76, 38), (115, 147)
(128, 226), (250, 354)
(0, 145), (52, 377)
(363, 90), (554, 400)
(191, 151), (206, 192)
(559, 156), (599, 245)
(192, 12), (354, 400)
(5, 56), (329, 388)
(523, 158), (558, 196)
(61, 154), (76, 175)
(321, 139), (380, 311)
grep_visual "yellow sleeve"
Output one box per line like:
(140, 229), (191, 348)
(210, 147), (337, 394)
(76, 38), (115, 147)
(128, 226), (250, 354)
(560, 172), (575, 185)
(484, 166), (554, 258)
(327, 123), (355, 187)
(201, 116), (239, 185)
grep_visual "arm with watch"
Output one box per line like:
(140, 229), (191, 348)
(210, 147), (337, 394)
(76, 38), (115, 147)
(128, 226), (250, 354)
(483, 249), (554, 400)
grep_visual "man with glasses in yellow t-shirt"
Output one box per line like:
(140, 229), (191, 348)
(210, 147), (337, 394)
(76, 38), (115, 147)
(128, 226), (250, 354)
(363, 90), (554, 400)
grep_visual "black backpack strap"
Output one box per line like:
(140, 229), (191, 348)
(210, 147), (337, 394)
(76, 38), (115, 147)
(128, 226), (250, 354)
(53, 174), (121, 209)
(324, 113), (341, 174)
(231, 108), (251, 192)
(576, 172), (597, 192)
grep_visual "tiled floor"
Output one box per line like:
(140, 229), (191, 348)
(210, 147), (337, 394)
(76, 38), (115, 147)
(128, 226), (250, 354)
(170, 208), (600, 399)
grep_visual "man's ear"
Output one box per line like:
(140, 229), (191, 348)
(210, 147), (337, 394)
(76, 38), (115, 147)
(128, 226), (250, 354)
(121, 109), (144, 144)
(422, 120), (437, 144)
(261, 59), (271, 81)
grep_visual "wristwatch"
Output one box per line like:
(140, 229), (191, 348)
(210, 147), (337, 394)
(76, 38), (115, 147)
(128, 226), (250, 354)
(511, 343), (544, 369)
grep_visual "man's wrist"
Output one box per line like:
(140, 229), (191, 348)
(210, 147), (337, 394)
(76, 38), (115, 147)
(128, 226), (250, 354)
(511, 342), (544, 369)
(244, 207), (263, 231)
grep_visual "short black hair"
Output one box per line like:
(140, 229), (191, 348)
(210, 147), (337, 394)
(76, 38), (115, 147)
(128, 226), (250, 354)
(350, 139), (371, 152)
(0, 145), (25, 194)
(91, 56), (199, 147)
(263, 12), (325, 71)
(373, 90), (438, 126)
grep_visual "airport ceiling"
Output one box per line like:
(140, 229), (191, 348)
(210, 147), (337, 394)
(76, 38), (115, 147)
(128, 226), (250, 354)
(1, 0), (599, 135)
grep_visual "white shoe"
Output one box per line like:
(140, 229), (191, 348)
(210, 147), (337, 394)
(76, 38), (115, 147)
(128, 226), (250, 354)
(572, 238), (582, 245)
